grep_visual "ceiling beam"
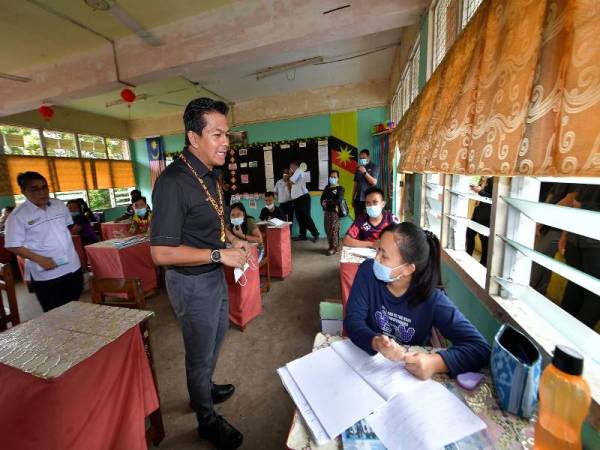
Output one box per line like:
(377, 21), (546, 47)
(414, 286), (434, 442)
(0, 0), (425, 117)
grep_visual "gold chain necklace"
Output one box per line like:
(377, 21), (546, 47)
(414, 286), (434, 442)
(180, 153), (226, 242)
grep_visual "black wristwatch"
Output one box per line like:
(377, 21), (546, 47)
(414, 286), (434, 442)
(210, 249), (222, 264)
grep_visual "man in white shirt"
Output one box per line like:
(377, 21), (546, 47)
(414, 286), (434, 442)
(5, 172), (83, 312)
(274, 168), (294, 223)
(289, 161), (319, 242)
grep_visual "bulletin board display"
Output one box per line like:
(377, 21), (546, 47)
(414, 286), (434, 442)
(223, 145), (266, 194)
(224, 138), (330, 194)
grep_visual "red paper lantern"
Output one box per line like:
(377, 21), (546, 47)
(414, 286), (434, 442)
(120, 88), (136, 103)
(39, 105), (54, 120)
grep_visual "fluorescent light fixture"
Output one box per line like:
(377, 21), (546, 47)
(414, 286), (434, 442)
(254, 57), (324, 80)
(0, 72), (32, 82)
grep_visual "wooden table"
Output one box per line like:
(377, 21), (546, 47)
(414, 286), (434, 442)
(85, 238), (157, 295)
(0, 302), (159, 450)
(100, 221), (133, 240)
(286, 333), (535, 450)
(224, 246), (262, 330)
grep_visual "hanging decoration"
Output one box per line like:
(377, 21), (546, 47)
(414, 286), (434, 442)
(39, 105), (54, 121)
(120, 88), (136, 104)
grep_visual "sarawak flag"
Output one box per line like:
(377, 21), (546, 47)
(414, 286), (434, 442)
(329, 137), (358, 219)
(146, 136), (166, 188)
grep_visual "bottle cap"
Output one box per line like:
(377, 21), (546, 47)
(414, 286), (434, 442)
(552, 345), (584, 376)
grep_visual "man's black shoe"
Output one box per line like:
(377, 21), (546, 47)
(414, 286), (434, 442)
(292, 236), (307, 241)
(212, 383), (235, 404)
(198, 415), (243, 449)
(311, 234), (319, 243)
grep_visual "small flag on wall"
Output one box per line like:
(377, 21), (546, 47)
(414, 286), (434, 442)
(146, 136), (166, 188)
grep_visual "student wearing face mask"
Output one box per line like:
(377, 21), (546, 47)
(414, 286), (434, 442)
(343, 187), (398, 248)
(259, 192), (286, 221)
(352, 149), (379, 217)
(274, 168), (294, 223)
(345, 221), (490, 380)
(320, 170), (345, 255)
(129, 196), (153, 235)
(228, 203), (263, 260)
(66, 199), (98, 245)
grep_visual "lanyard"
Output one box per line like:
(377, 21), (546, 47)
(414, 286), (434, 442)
(180, 154), (226, 243)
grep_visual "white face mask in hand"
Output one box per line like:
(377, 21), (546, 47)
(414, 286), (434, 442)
(234, 255), (258, 286)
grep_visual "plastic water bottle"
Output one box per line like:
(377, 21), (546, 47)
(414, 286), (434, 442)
(534, 345), (591, 449)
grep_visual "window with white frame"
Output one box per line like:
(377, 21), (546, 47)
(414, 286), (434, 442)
(435, 175), (599, 383)
(461, 0), (484, 29)
(445, 175), (493, 270)
(390, 39), (420, 124)
(492, 177), (599, 367)
(0, 125), (43, 156)
(432, 0), (460, 73)
(423, 173), (444, 237)
(43, 130), (78, 158)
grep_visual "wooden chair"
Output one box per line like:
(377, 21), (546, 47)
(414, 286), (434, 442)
(90, 277), (165, 446)
(0, 263), (20, 331)
(258, 227), (271, 293)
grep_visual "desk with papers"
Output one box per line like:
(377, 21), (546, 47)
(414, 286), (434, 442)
(284, 334), (535, 450)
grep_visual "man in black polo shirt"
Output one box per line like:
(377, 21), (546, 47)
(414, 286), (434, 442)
(352, 149), (379, 217)
(151, 98), (248, 449)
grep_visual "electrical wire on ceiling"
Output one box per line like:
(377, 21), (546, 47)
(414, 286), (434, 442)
(315, 42), (400, 66)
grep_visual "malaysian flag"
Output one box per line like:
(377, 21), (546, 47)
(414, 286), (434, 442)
(146, 136), (166, 188)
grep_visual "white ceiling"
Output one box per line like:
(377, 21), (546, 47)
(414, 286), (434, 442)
(63, 28), (403, 120)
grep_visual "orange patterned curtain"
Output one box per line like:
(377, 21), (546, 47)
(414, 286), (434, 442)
(392, 0), (600, 176)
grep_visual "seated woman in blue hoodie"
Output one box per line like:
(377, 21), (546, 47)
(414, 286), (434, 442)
(344, 221), (490, 380)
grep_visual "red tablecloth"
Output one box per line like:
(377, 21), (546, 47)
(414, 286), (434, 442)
(85, 239), (157, 294)
(0, 234), (14, 264)
(224, 246), (262, 329)
(0, 326), (158, 450)
(101, 221), (133, 240)
(340, 261), (360, 318)
(264, 225), (293, 279)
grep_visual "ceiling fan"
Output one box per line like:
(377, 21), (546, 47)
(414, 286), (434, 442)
(105, 88), (189, 108)
(84, 0), (162, 46)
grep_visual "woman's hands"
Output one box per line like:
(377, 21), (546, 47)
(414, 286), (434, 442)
(371, 335), (448, 380)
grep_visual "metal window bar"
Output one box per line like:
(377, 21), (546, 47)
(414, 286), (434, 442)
(448, 187), (493, 204)
(499, 235), (600, 295)
(495, 276), (600, 365)
(503, 197), (600, 241)
(446, 213), (490, 236)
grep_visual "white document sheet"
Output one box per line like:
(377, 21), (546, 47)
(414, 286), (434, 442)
(267, 218), (287, 227)
(366, 381), (487, 450)
(286, 346), (386, 439)
(331, 340), (429, 400)
(277, 367), (331, 445)
(318, 142), (329, 161)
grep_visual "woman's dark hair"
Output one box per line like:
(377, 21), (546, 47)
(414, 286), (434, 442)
(66, 199), (82, 211)
(183, 97), (229, 145)
(382, 222), (443, 306)
(230, 202), (250, 234)
(330, 170), (340, 177)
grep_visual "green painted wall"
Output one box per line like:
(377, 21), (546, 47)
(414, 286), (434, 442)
(130, 108), (386, 237)
(0, 196), (15, 209)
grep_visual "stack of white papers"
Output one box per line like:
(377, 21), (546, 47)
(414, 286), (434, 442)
(277, 339), (486, 449)
(112, 235), (147, 248)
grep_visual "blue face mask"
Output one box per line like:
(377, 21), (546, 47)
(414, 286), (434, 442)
(329, 177), (338, 185)
(372, 259), (405, 283)
(231, 217), (244, 226)
(366, 204), (383, 218)
(359, 158), (369, 166)
(134, 207), (147, 217)
(70, 211), (80, 218)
